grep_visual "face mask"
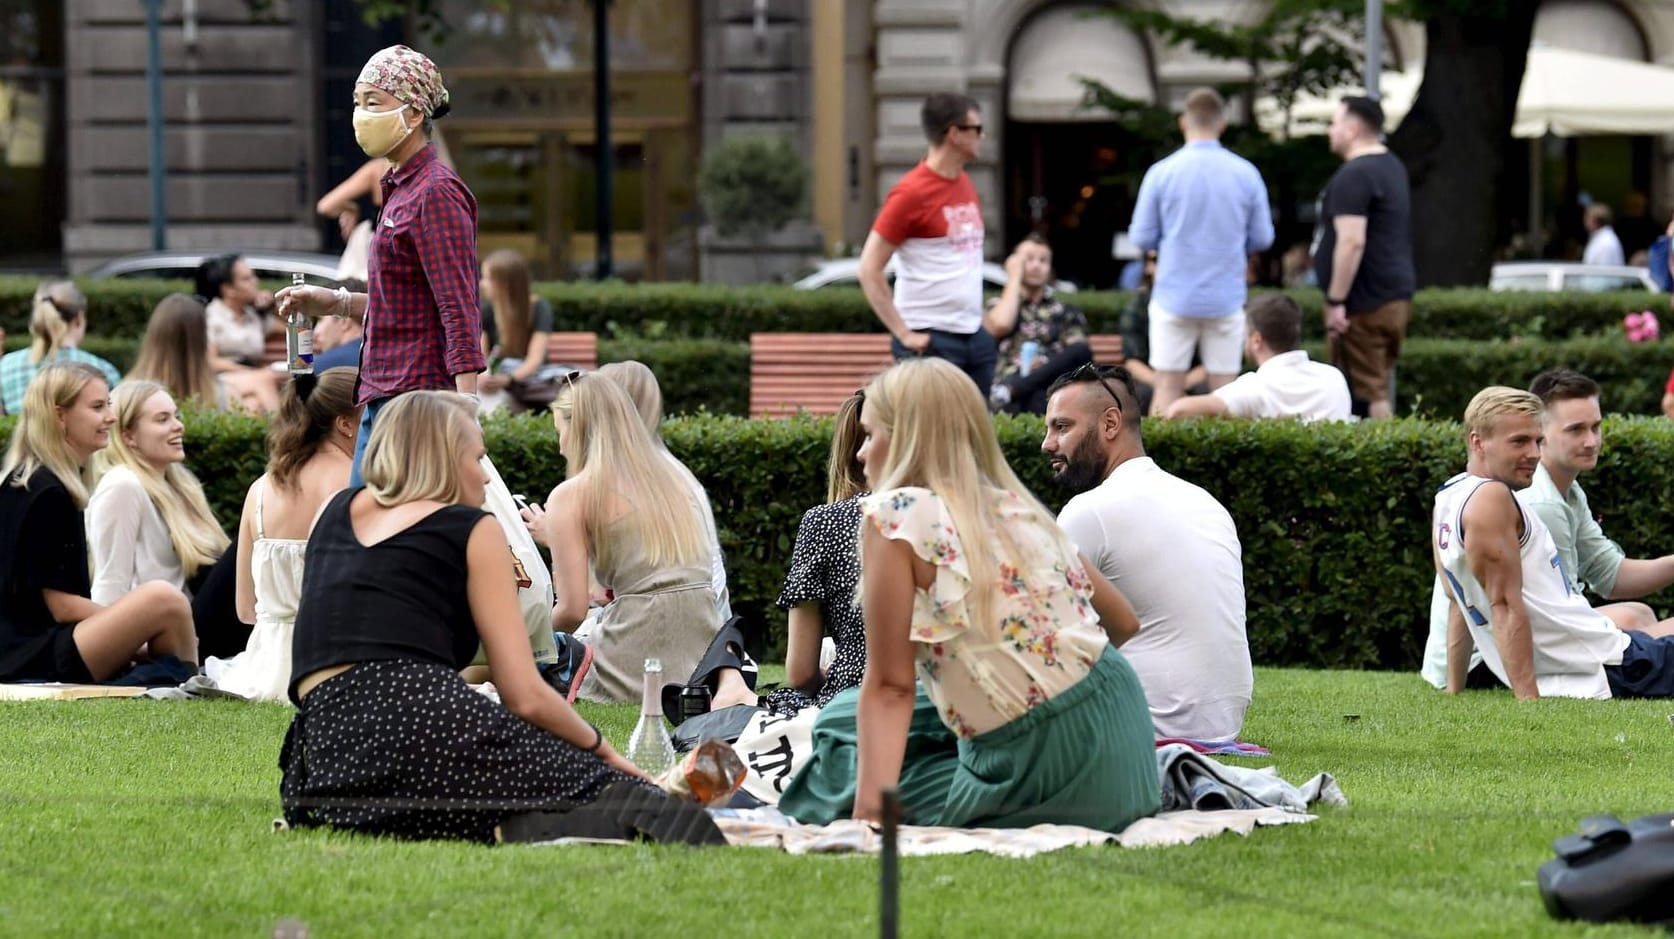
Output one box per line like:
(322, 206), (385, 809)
(353, 103), (414, 158)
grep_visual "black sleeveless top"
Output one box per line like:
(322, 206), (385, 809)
(289, 487), (487, 703)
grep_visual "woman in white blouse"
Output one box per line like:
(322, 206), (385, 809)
(87, 381), (232, 628)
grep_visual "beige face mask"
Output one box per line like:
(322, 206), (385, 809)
(352, 103), (414, 158)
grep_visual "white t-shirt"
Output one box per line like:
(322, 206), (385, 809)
(1214, 350), (1352, 423)
(1058, 456), (1252, 740)
(86, 466), (187, 606)
(1582, 225), (1625, 266)
(872, 162), (985, 334)
(1432, 472), (1629, 699)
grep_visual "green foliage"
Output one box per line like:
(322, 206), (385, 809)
(6, 274), (1663, 346)
(599, 336), (750, 417)
(17, 411), (1674, 669)
(697, 135), (809, 239)
(1376, 336), (1674, 419)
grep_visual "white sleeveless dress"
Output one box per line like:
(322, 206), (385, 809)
(204, 480), (309, 702)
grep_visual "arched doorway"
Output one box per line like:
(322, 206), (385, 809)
(1003, 3), (1158, 289)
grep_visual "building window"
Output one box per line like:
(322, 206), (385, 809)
(0, 1), (66, 267)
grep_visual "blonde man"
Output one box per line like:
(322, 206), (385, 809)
(1432, 387), (1674, 700)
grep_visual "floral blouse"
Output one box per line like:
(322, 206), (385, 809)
(859, 486), (1109, 738)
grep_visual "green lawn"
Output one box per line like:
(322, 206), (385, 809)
(0, 668), (1668, 938)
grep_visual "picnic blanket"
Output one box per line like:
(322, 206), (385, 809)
(711, 805), (1317, 857)
(0, 683), (146, 701)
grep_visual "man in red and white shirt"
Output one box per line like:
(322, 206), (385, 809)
(858, 92), (996, 396)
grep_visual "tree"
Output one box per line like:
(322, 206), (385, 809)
(1085, 0), (1540, 287)
(1386, 2), (1538, 286)
(698, 135), (809, 280)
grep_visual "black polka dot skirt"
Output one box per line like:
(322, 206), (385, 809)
(279, 660), (646, 842)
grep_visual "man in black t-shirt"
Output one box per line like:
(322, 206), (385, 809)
(1312, 95), (1415, 420)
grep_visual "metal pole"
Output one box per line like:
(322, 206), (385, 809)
(145, 0), (168, 249)
(593, 0), (613, 280)
(1364, 0), (1383, 102)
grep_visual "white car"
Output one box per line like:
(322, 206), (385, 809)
(86, 249), (346, 286)
(1489, 261), (1654, 292)
(791, 257), (1076, 293)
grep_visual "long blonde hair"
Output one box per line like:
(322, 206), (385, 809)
(859, 358), (1080, 631)
(553, 374), (706, 571)
(28, 281), (87, 365)
(597, 360), (664, 442)
(1, 361), (108, 507)
(89, 380), (230, 577)
(362, 391), (479, 507)
(129, 294), (221, 407)
(483, 249), (535, 358)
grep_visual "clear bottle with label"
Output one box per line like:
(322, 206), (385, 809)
(626, 657), (675, 777)
(285, 273), (314, 376)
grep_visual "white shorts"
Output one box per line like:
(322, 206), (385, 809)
(1148, 303), (1246, 374)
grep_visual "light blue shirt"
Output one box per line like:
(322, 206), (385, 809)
(1130, 140), (1274, 318)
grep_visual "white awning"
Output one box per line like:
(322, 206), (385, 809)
(1257, 45), (1674, 139)
(1008, 4), (1154, 122)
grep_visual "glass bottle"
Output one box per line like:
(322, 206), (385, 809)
(626, 657), (675, 778)
(285, 273), (314, 376)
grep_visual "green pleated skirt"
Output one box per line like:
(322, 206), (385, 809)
(779, 646), (1160, 833)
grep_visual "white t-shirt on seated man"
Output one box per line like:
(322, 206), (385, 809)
(1043, 371), (1252, 741)
(1165, 294), (1351, 424)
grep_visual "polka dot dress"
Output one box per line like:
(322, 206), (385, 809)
(763, 496), (868, 717)
(279, 660), (647, 843)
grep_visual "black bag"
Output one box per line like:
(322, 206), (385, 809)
(669, 705), (761, 753)
(1538, 812), (1674, 925)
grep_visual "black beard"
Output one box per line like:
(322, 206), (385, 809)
(1052, 433), (1108, 493)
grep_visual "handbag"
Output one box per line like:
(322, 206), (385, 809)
(1539, 812), (1674, 925)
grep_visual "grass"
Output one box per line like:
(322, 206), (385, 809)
(0, 668), (1670, 938)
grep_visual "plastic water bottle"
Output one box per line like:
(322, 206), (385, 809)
(1018, 339), (1041, 377)
(626, 658), (675, 777)
(285, 273), (314, 376)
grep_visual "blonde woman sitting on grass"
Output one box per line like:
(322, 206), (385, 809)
(0, 280), (122, 416)
(778, 358), (1160, 832)
(87, 380), (245, 656)
(0, 362), (195, 683)
(541, 373), (722, 702)
(205, 368), (361, 701)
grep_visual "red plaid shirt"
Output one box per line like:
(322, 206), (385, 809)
(360, 144), (486, 405)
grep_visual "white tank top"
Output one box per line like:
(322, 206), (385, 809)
(1432, 473), (1628, 699)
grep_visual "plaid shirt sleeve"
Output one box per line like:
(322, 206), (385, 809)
(414, 176), (486, 379)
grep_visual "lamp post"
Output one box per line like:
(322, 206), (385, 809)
(145, 0), (167, 249)
(593, 0), (612, 280)
(1365, 0), (1383, 101)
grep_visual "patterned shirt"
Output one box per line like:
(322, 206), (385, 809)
(860, 486), (1109, 738)
(360, 144), (486, 405)
(990, 287), (1088, 387)
(0, 347), (122, 415)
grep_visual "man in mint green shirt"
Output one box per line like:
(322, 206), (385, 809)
(1420, 369), (1674, 689)
(1522, 369), (1674, 636)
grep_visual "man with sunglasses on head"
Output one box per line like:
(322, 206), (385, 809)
(1041, 365), (1253, 742)
(858, 92), (997, 396)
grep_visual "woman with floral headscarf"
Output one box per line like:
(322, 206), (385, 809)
(276, 44), (485, 486)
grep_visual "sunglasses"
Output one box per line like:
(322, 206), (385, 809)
(954, 123), (985, 136)
(1069, 362), (1125, 413)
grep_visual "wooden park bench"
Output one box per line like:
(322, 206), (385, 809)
(263, 328), (599, 372)
(748, 332), (1127, 418)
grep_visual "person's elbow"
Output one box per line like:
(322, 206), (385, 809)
(787, 657), (819, 692)
(1337, 231), (1366, 253)
(553, 598), (588, 632)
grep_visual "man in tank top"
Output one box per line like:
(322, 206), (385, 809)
(1433, 387), (1674, 700)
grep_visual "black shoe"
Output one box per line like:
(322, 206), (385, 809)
(538, 633), (594, 702)
(495, 781), (726, 847)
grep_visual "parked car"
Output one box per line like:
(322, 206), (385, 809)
(1489, 261), (1654, 293)
(85, 250), (345, 286)
(791, 257), (1077, 293)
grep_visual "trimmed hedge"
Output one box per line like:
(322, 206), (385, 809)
(7, 332), (1669, 422)
(2, 274), (1665, 345)
(11, 411), (1674, 670)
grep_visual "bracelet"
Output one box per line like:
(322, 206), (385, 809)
(584, 723), (604, 753)
(1326, 296), (1347, 307)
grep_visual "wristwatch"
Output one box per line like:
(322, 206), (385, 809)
(1326, 296), (1348, 307)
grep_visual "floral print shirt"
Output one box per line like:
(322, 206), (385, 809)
(859, 486), (1109, 738)
(990, 287), (1089, 387)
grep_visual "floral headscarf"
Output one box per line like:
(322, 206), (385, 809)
(356, 45), (449, 117)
